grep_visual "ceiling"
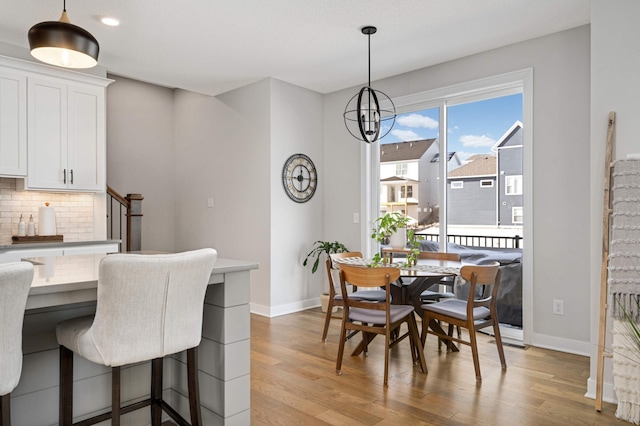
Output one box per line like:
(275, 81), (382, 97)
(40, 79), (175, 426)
(0, 0), (590, 96)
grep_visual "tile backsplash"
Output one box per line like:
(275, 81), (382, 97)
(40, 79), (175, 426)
(0, 178), (95, 245)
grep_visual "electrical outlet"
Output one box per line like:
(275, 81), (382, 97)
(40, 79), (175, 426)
(553, 299), (564, 315)
(353, 213), (360, 224)
(207, 198), (214, 208)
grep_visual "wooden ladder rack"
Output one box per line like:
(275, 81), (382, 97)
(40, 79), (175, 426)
(595, 111), (616, 411)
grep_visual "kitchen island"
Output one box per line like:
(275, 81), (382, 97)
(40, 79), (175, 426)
(12, 252), (258, 426)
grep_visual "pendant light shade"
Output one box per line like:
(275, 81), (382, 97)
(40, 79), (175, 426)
(344, 26), (396, 144)
(28, 2), (99, 69)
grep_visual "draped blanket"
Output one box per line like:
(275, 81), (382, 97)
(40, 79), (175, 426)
(610, 159), (640, 322)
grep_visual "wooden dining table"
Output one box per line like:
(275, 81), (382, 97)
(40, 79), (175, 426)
(333, 256), (464, 353)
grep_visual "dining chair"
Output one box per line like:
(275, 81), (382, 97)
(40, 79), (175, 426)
(321, 252), (386, 341)
(421, 261), (506, 381)
(0, 262), (34, 426)
(417, 251), (462, 302)
(336, 263), (427, 385)
(56, 248), (217, 426)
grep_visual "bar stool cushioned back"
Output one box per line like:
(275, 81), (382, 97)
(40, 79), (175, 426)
(0, 262), (34, 426)
(56, 249), (217, 426)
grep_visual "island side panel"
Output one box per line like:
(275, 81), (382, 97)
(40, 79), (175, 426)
(168, 269), (252, 425)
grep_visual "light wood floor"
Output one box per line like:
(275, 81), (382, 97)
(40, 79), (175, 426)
(250, 308), (625, 425)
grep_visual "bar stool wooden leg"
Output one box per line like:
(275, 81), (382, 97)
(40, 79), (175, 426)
(151, 358), (163, 426)
(111, 367), (121, 426)
(1, 393), (11, 426)
(187, 348), (202, 426)
(59, 345), (74, 426)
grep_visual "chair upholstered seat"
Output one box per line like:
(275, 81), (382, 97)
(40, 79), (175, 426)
(56, 249), (217, 426)
(349, 305), (414, 324)
(334, 289), (387, 302)
(0, 262), (34, 426)
(420, 289), (455, 301)
(423, 299), (490, 321)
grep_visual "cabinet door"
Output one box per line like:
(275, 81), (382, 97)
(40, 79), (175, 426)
(27, 77), (68, 190)
(68, 84), (105, 191)
(0, 69), (27, 176)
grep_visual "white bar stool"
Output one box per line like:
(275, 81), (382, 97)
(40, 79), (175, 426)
(0, 262), (34, 426)
(56, 249), (217, 426)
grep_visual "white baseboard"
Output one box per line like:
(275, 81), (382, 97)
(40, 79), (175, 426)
(250, 297), (320, 318)
(585, 377), (617, 404)
(530, 332), (591, 356)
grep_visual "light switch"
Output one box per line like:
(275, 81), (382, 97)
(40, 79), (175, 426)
(353, 213), (359, 224)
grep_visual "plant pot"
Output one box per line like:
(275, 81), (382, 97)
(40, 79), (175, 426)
(320, 293), (338, 313)
(388, 228), (407, 249)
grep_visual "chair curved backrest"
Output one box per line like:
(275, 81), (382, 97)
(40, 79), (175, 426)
(459, 261), (501, 307)
(88, 249), (217, 366)
(327, 252), (363, 295)
(417, 251), (461, 262)
(0, 262), (34, 396)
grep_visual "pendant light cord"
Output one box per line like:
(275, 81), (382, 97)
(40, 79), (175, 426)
(63, 0), (66, 12)
(367, 32), (371, 88)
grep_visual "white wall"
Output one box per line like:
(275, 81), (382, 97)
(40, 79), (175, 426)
(270, 79), (325, 314)
(173, 81), (271, 311)
(325, 26), (591, 353)
(106, 76), (176, 252)
(588, 0), (640, 403)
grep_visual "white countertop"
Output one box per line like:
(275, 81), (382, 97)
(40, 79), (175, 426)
(23, 253), (259, 310)
(0, 239), (120, 252)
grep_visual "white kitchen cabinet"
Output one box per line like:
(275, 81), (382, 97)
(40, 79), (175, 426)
(0, 68), (26, 177)
(25, 76), (106, 191)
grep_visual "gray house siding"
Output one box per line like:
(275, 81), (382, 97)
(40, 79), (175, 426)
(447, 177), (497, 225)
(497, 129), (523, 226)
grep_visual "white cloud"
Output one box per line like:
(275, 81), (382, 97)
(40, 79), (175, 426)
(397, 113), (438, 129)
(459, 134), (495, 148)
(391, 129), (420, 141)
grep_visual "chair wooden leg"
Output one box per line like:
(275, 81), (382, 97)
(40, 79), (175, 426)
(187, 348), (203, 426)
(59, 345), (74, 426)
(1, 393), (11, 426)
(469, 328), (482, 381)
(321, 298), (335, 341)
(384, 331), (390, 386)
(151, 358), (163, 426)
(336, 319), (347, 376)
(492, 320), (507, 369)
(112, 366), (121, 426)
(421, 313), (428, 346)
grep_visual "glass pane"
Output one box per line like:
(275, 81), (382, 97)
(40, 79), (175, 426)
(378, 107), (441, 235)
(446, 93), (523, 248)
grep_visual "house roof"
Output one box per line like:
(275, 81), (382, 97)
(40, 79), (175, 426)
(380, 176), (420, 183)
(492, 120), (523, 150)
(448, 155), (496, 178)
(380, 139), (436, 163)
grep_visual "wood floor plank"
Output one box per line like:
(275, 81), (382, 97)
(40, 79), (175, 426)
(250, 309), (625, 425)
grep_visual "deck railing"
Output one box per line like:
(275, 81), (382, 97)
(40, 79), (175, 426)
(106, 186), (143, 252)
(416, 233), (522, 249)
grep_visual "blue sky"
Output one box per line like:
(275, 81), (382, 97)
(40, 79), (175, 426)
(379, 93), (523, 163)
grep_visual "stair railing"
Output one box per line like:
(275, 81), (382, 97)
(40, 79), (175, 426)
(106, 185), (143, 252)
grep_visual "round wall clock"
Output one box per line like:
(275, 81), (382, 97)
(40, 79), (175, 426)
(282, 153), (317, 203)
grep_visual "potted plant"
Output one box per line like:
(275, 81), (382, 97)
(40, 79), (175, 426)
(303, 240), (349, 312)
(371, 212), (411, 249)
(370, 212), (417, 267)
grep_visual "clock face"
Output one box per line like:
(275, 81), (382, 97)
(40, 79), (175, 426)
(282, 154), (317, 203)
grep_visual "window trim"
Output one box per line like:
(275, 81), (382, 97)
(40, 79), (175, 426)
(505, 175), (523, 195)
(451, 181), (464, 189)
(480, 179), (494, 188)
(512, 206), (524, 224)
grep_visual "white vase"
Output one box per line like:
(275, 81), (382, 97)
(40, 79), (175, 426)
(388, 228), (407, 249)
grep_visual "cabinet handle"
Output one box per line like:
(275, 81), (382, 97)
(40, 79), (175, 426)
(63, 169), (66, 184)
(70, 169), (73, 185)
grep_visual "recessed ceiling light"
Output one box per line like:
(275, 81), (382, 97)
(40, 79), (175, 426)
(101, 16), (120, 27)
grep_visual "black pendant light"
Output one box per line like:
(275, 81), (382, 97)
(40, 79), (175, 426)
(344, 26), (396, 144)
(28, 0), (99, 69)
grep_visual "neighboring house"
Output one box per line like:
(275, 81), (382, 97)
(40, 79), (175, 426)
(495, 121), (524, 226)
(379, 138), (462, 224)
(447, 121), (524, 227)
(447, 154), (498, 225)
